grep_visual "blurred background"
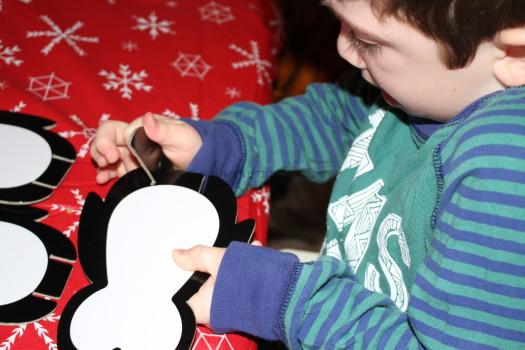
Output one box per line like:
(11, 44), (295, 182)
(261, 0), (349, 348)
(267, 0), (349, 253)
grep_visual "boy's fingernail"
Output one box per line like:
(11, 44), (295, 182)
(172, 249), (185, 258)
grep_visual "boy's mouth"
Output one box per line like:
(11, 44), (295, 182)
(381, 90), (400, 108)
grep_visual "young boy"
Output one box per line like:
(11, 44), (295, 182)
(91, 0), (525, 348)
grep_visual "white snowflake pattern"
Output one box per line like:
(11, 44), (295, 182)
(121, 40), (138, 52)
(0, 314), (59, 350)
(10, 101), (26, 112)
(225, 86), (241, 99)
(163, 102), (200, 120)
(191, 328), (234, 350)
(171, 53), (212, 80)
(26, 15), (99, 56)
(230, 41), (272, 85)
(166, 1), (177, 8)
(48, 188), (85, 237)
(0, 40), (23, 66)
(33, 322), (57, 350)
(0, 81), (7, 90)
(199, 1), (235, 25)
(251, 187), (270, 215)
(59, 114), (110, 158)
(0, 325), (25, 350)
(99, 64), (152, 100)
(27, 72), (71, 101)
(132, 12), (175, 39)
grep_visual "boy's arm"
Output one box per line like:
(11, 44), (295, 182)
(185, 71), (380, 195)
(211, 96), (525, 348)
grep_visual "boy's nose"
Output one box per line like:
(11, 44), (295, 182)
(336, 34), (367, 69)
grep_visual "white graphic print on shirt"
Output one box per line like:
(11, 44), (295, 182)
(364, 263), (382, 293)
(340, 109), (385, 177)
(375, 213), (411, 311)
(328, 179), (386, 272)
(329, 109), (411, 309)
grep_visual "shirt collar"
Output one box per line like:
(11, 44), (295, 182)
(407, 88), (511, 141)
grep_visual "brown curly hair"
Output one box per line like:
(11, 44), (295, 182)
(330, 0), (525, 69)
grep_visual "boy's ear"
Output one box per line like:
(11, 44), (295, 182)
(493, 27), (525, 87)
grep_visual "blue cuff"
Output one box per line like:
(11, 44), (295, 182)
(211, 242), (301, 341)
(183, 119), (244, 190)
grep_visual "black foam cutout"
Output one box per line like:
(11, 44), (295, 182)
(0, 110), (76, 205)
(34, 260), (73, 299)
(0, 211), (76, 324)
(58, 167), (254, 350)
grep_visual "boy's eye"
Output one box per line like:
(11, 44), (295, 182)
(349, 31), (379, 52)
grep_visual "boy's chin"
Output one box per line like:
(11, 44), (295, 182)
(381, 90), (401, 108)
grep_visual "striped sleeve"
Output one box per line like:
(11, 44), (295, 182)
(214, 72), (380, 194)
(281, 91), (525, 349)
(284, 257), (423, 349)
(415, 91), (525, 348)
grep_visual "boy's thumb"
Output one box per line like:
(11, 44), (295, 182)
(172, 248), (193, 271)
(172, 245), (224, 276)
(143, 112), (183, 146)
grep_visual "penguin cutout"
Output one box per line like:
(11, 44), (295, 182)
(57, 167), (255, 350)
(0, 110), (76, 205)
(0, 208), (77, 324)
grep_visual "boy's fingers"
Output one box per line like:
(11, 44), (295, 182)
(91, 120), (129, 164)
(172, 245), (225, 276)
(90, 139), (116, 166)
(143, 113), (185, 146)
(186, 278), (214, 325)
(116, 162), (129, 178)
(95, 169), (113, 184)
(119, 147), (139, 172)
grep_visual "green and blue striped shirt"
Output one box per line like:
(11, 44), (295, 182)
(189, 73), (525, 349)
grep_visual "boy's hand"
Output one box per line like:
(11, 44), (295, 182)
(172, 245), (226, 325)
(90, 120), (139, 184)
(90, 113), (203, 184)
(173, 241), (262, 326)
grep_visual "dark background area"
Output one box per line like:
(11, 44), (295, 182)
(267, 0), (349, 253)
(259, 0), (349, 348)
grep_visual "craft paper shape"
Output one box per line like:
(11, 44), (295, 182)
(0, 111), (76, 205)
(58, 168), (255, 350)
(0, 210), (76, 324)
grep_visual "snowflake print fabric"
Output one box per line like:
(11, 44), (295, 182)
(0, 39), (23, 66)
(230, 41), (272, 85)
(199, 1), (235, 25)
(99, 64), (152, 100)
(171, 53), (212, 80)
(26, 16), (99, 56)
(132, 12), (175, 39)
(0, 0), (283, 349)
(27, 73), (71, 101)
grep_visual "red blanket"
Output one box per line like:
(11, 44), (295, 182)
(0, 1), (281, 349)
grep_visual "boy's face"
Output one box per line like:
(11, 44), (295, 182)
(327, 0), (503, 121)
